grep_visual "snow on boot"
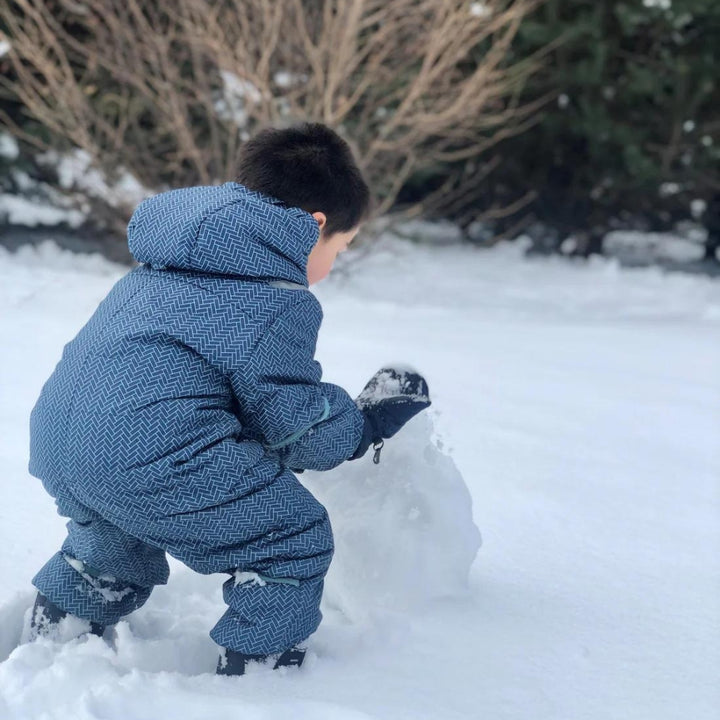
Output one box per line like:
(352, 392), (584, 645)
(216, 646), (306, 676)
(28, 592), (105, 641)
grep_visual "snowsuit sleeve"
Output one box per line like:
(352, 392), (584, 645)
(231, 295), (364, 472)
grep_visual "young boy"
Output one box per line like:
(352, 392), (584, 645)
(27, 123), (430, 676)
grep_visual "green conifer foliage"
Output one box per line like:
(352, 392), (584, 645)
(480, 0), (719, 256)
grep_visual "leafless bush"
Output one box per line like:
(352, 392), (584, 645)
(1, 0), (544, 231)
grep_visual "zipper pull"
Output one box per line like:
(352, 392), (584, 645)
(372, 439), (384, 465)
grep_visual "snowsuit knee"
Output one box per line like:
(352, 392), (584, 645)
(28, 183), (364, 654)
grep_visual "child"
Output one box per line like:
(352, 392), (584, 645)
(27, 123), (431, 676)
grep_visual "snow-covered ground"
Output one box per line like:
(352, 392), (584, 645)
(1, 237), (719, 720)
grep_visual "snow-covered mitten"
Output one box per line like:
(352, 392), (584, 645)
(350, 367), (431, 463)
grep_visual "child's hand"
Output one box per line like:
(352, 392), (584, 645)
(350, 367), (431, 463)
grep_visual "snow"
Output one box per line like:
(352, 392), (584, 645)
(0, 194), (85, 228)
(305, 413), (480, 619)
(62, 556), (135, 603)
(691, 198), (707, 219)
(559, 236), (578, 254)
(659, 181), (681, 197)
(273, 71), (294, 89)
(215, 71), (263, 127)
(0, 145), (150, 229)
(234, 572), (269, 588)
(0, 132), (19, 160)
(470, 2), (491, 18)
(384, 218), (463, 245)
(1, 235), (719, 719)
(10, 169), (34, 192)
(354, 367), (430, 408)
(39, 149), (152, 210)
(603, 230), (705, 264)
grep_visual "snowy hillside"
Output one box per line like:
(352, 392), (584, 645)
(1, 237), (719, 720)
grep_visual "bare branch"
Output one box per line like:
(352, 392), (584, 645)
(0, 0), (544, 227)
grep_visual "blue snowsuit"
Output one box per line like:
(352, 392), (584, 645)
(29, 182), (365, 654)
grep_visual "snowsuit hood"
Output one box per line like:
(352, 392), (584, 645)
(127, 182), (319, 286)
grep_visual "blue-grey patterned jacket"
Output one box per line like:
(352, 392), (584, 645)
(28, 182), (365, 522)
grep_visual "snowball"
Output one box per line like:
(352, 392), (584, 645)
(303, 414), (482, 621)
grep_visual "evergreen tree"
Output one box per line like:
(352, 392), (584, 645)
(483, 0), (719, 257)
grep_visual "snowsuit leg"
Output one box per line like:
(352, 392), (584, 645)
(32, 490), (170, 625)
(34, 466), (333, 655)
(139, 467), (335, 656)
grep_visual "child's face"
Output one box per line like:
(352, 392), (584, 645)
(307, 213), (359, 285)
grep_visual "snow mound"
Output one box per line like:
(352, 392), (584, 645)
(304, 413), (482, 621)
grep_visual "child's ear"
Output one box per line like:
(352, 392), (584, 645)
(311, 212), (327, 231)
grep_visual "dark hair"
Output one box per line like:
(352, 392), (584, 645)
(236, 123), (371, 237)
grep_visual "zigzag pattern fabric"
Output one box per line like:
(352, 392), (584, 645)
(29, 182), (364, 654)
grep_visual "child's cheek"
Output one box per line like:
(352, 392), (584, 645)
(308, 256), (330, 285)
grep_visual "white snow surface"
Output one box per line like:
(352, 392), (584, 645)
(1, 236), (719, 719)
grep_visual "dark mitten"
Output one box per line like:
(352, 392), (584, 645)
(350, 367), (431, 463)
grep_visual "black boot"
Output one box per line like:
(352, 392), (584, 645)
(29, 592), (105, 639)
(216, 646), (306, 676)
